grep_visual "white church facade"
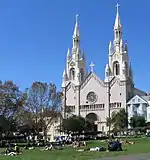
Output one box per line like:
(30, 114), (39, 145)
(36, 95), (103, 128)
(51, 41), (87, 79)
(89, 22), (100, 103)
(61, 4), (147, 133)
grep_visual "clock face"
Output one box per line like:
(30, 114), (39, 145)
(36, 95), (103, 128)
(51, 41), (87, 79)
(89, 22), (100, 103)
(87, 92), (97, 104)
(70, 61), (75, 67)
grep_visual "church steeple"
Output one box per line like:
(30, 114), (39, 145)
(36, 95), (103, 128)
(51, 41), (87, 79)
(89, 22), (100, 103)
(72, 14), (80, 49)
(62, 14), (86, 86)
(106, 3), (131, 81)
(113, 3), (122, 51)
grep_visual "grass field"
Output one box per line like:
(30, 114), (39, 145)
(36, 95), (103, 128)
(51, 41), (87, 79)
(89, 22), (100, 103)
(0, 138), (150, 160)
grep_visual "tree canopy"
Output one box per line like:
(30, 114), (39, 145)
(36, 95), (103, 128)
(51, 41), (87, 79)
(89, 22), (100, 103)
(18, 82), (62, 137)
(0, 81), (24, 135)
(130, 115), (146, 129)
(61, 115), (94, 134)
(107, 109), (128, 133)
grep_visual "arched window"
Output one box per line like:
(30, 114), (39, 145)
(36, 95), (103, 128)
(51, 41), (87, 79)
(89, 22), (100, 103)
(124, 61), (128, 76)
(113, 61), (120, 75)
(70, 68), (75, 80)
(116, 31), (119, 39)
(80, 68), (84, 81)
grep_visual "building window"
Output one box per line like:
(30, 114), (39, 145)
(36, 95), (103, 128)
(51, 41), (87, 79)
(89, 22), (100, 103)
(124, 61), (128, 76)
(149, 113), (150, 119)
(102, 126), (104, 132)
(80, 68), (84, 81)
(70, 68), (75, 80)
(113, 61), (120, 75)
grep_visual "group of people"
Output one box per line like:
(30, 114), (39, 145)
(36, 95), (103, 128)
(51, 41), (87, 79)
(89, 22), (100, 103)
(77, 139), (123, 152)
(1, 138), (125, 156)
(3, 143), (22, 156)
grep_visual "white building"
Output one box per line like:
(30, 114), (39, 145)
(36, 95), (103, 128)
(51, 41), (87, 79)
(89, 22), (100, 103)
(127, 95), (150, 126)
(61, 4), (146, 133)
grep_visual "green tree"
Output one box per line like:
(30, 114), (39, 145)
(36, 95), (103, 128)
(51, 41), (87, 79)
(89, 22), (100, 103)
(19, 82), (62, 138)
(130, 115), (146, 132)
(0, 81), (24, 135)
(62, 115), (93, 134)
(109, 109), (128, 133)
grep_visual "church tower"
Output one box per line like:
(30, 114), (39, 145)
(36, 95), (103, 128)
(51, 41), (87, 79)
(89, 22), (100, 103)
(62, 15), (86, 87)
(105, 4), (133, 82)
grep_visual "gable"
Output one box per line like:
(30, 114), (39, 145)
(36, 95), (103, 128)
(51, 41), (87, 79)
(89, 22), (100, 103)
(127, 95), (148, 105)
(80, 73), (106, 104)
(80, 72), (105, 90)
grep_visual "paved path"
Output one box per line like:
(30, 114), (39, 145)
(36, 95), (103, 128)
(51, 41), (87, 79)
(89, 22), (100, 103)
(99, 153), (150, 160)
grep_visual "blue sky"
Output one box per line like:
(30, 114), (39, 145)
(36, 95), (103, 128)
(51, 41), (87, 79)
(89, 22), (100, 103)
(0, 0), (150, 92)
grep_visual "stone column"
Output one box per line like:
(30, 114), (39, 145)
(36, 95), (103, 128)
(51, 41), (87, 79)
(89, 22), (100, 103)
(75, 85), (80, 116)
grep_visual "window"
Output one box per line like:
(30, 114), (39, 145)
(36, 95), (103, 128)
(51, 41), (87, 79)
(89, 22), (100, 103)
(149, 113), (150, 119)
(70, 68), (75, 80)
(80, 68), (84, 81)
(124, 61), (128, 76)
(102, 126), (104, 132)
(113, 61), (120, 75)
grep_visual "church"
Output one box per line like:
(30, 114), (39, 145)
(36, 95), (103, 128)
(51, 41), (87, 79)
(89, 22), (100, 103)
(61, 4), (147, 133)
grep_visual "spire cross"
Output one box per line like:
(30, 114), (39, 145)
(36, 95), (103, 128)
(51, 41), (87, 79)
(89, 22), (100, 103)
(116, 3), (120, 14)
(90, 62), (95, 72)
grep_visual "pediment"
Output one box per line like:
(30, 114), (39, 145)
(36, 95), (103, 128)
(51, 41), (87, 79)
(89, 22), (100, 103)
(80, 72), (105, 90)
(127, 95), (148, 104)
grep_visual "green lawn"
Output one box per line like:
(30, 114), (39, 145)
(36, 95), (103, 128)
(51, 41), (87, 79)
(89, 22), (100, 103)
(0, 138), (150, 160)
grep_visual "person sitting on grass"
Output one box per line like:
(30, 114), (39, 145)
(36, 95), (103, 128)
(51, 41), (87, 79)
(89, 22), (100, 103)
(14, 143), (22, 154)
(3, 144), (22, 156)
(108, 139), (122, 151)
(4, 146), (13, 155)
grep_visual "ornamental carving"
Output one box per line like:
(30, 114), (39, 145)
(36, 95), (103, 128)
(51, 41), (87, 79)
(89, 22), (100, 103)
(86, 91), (98, 104)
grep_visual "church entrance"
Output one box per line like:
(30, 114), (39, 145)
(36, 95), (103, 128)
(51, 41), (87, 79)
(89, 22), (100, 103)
(86, 113), (98, 132)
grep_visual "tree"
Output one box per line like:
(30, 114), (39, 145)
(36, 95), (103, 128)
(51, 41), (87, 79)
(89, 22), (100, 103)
(130, 115), (146, 132)
(61, 115), (93, 134)
(19, 82), (62, 138)
(107, 109), (128, 133)
(0, 81), (23, 118)
(0, 81), (24, 135)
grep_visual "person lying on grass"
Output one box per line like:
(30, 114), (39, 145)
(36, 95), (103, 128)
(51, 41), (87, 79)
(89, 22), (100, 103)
(72, 141), (87, 148)
(40, 144), (53, 151)
(77, 147), (106, 152)
(77, 139), (122, 152)
(120, 140), (135, 145)
(24, 143), (35, 150)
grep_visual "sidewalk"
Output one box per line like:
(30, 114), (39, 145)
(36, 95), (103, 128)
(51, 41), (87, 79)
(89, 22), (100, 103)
(99, 153), (150, 160)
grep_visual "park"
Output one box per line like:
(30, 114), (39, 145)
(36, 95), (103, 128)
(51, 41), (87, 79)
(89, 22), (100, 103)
(0, 137), (150, 159)
(0, 1), (150, 160)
